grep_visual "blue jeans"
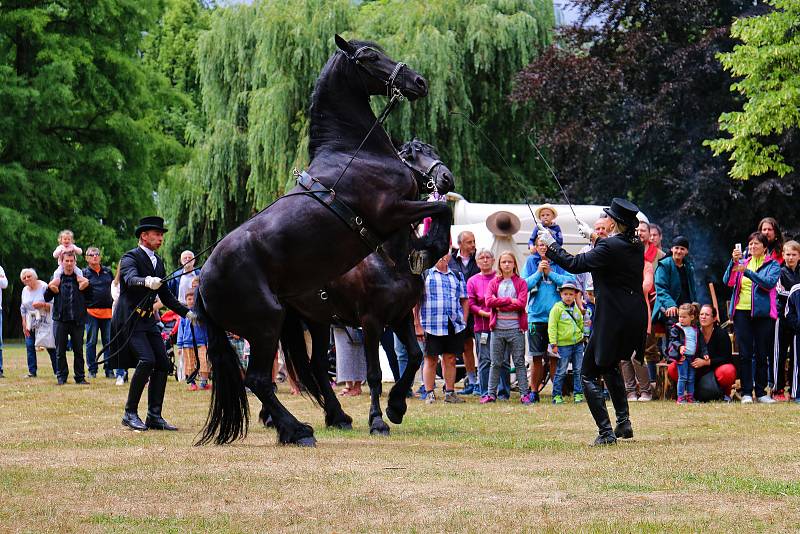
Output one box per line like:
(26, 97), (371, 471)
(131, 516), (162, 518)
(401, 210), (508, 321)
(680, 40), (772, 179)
(552, 343), (584, 397)
(85, 315), (112, 375)
(488, 329), (528, 397)
(676, 359), (695, 398)
(394, 333), (423, 378)
(475, 332), (510, 397)
(0, 310), (3, 373)
(24, 330), (57, 375)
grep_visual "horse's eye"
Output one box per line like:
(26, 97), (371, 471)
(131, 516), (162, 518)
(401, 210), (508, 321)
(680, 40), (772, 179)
(363, 51), (379, 61)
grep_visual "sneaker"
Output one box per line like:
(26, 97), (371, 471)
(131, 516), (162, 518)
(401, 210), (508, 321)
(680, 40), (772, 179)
(741, 395), (753, 404)
(626, 392), (638, 401)
(552, 395), (564, 405)
(115, 376), (125, 386)
(496, 394), (510, 401)
(0, 371), (5, 378)
(416, 384), (426, 397)
(458, 382), (476, 395)
(200, 382), (211, 390)
(425, 391), (436, 404)
(24, 373), (37, 379)
(88, 372), (97, 379)
(685, 394), (695, 404)
(479, 394), (496, 404)
(520, 392), (534, 405)
(530, 391), (540, 403)
(638, 392), (653, 402)
(757, 395), (776, 404)
(188, 383), (199, 391)
(677, 395), (687, 405)
(574, 393), (585, 403)
(473, 386), (482, 397)
(772, 391), (787, 402)
(723, 395), (732, 403)
(444, 392), (465, 403)
(794, 397), (800, 404)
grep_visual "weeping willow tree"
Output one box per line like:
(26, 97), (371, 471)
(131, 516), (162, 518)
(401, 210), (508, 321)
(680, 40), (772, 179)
(161, 0), (554, 257)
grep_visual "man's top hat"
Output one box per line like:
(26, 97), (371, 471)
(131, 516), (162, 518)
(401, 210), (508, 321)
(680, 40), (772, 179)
(135, 216), (169, 237)
(486, 210), (521, 237)
(603, 198), (640, 228)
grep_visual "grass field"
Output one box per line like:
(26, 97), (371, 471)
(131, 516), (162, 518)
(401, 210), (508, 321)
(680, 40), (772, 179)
(1, 343), (799, 533)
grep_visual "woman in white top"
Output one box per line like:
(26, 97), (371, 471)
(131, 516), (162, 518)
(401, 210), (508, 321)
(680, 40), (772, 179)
(19, 268), (57, 377)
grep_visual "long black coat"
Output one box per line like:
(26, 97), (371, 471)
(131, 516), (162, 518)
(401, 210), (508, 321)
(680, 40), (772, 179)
(109, 246), (189, 369)
(546, 234), (647, 368)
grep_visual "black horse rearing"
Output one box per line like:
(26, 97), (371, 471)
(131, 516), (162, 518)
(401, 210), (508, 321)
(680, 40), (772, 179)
(195, 35), (451, 447)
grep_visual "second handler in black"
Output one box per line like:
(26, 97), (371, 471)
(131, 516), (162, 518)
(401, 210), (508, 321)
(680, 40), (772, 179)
(109, 216), (196, 431)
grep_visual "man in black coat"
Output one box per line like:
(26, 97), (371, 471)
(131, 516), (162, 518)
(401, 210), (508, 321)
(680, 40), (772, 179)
(538, 198), (647, 446)
(109, 216), (195, 431)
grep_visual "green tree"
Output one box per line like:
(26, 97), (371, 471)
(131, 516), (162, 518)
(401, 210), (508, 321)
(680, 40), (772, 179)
(164, 0), (555, 257)
(0, 0), (178, 335)
(706, 0), (800, 180)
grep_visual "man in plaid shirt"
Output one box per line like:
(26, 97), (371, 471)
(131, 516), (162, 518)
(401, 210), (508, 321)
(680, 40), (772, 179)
(421, 253), (469, 404)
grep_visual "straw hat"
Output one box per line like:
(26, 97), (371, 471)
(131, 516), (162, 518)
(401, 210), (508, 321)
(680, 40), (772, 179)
(535, 203), (559, 220)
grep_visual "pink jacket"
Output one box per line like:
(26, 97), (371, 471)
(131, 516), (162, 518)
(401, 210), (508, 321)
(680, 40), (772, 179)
(485, 274), (529, 331)
(467, 272), (495, 333)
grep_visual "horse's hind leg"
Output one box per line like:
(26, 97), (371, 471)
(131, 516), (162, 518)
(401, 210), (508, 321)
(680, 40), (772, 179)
(307, 322), (352, 430)
(245, 321), (316, 447)
(363, 318), (390, 436)
(387, 314), (421, 425)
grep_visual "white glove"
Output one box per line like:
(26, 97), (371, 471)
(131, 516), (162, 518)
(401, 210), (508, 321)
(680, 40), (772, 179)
(577, 220), (593, 240)
(536, 223), (556, 247)
(144, 276), (163, 290)
(185, 310), (199, 325)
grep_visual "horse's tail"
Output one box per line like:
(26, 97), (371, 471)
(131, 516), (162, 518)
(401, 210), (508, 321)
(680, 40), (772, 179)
(194, 289), (249, 446)
(280, 306), (326, 408)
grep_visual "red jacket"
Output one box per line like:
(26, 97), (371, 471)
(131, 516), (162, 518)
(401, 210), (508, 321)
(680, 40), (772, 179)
(485, 274), (529, 331)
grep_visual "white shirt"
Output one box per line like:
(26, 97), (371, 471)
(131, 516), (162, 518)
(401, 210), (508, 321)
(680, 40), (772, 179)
(138, 244), (157, 270)
(0, 266), (7, 307)
(177, 271), (198, 304)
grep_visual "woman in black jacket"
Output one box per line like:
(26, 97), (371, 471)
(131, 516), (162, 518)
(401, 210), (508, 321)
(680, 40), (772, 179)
(539, 198), (647, 446)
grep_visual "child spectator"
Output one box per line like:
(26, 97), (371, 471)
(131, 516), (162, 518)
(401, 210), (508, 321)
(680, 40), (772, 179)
(785, 280), (800, 403)
(522, 237), (575, 402)
(667, 303), (701, 404)
(481, 252), (531, 404)
(52, 230), (83, 279)
(774, 240), (800, 400)
(583, 282), (595, 340)
(528, 204), (563, 251)
(548, 281), (585, 404)
(177, 288), (210, 390)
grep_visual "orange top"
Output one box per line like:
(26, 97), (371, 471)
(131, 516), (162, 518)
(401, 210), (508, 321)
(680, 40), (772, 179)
(87, 308), (112, 319)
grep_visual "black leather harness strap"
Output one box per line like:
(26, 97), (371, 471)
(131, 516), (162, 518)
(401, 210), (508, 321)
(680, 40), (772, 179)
(297, 170), (386, 255)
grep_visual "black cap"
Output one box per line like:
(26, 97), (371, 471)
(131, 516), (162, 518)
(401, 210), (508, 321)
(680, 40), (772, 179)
(603, 198), (640, 228)
(134, 216), (168, 237)
(671, 235), (690, 249)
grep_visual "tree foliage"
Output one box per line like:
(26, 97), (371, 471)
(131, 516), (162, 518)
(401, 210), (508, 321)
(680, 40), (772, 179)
(706, 0), (800, 180)
(511, 0), (800, 288)
(0, 0), (181, 335)
(161, 0), (556, 258)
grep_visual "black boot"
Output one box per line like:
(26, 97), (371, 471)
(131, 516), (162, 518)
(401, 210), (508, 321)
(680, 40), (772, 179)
(146, 370), (178, 431)
(605, 368), (633, 439)
(581, 374), (616, 446)
(122, 362), (151, 431)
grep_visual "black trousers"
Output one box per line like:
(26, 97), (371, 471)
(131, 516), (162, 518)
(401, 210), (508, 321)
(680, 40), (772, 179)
(734, 313), (774, 398)
(54, 320), (85, 383)
(128, 329), (171, 372)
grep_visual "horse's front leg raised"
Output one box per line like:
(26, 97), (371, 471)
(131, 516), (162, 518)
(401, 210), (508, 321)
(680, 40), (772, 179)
(411, 210), (452, 272)
(363, 318), (390, 436)
(386, 314), (423, 425)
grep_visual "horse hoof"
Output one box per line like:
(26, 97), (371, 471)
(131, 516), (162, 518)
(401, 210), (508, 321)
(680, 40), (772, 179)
(370, 426), (391, 436)
(386, 407), (404, 425)
(333, 421), (353, 431)
(295, 436), (317, 447)
(261, 415), (274, 428)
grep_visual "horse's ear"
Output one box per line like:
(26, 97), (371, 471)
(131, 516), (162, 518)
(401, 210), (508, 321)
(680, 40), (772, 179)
(334, 34), (353, 54)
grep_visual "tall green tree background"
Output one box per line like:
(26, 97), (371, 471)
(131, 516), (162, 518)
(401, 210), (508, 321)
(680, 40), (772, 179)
(0, 0), (191, 336)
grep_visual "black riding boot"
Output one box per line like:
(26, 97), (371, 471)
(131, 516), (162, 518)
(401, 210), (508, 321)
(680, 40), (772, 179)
(146, 370), (178, 431)
(605, 367), (633, 439)
(581, 374), (616, 446)
(122, 362), (151, 431)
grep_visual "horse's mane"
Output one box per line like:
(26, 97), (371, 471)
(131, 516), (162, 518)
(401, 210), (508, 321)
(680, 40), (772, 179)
(398, 139), (440, 160)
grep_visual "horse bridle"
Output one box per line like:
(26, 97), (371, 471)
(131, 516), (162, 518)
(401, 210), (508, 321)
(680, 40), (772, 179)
(398, 147), (444, 194)
(343, 45), (407, 99)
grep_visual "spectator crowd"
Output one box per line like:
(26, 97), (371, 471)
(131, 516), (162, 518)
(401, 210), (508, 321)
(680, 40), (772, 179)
(1, 211), (799, 410)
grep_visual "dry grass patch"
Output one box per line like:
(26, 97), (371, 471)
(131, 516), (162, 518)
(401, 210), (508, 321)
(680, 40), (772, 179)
(1, 344), (798, 532)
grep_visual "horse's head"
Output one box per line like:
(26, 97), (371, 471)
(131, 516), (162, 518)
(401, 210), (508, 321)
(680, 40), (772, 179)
(334, 34), (428, 101)
(398, 139), (454, 196)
